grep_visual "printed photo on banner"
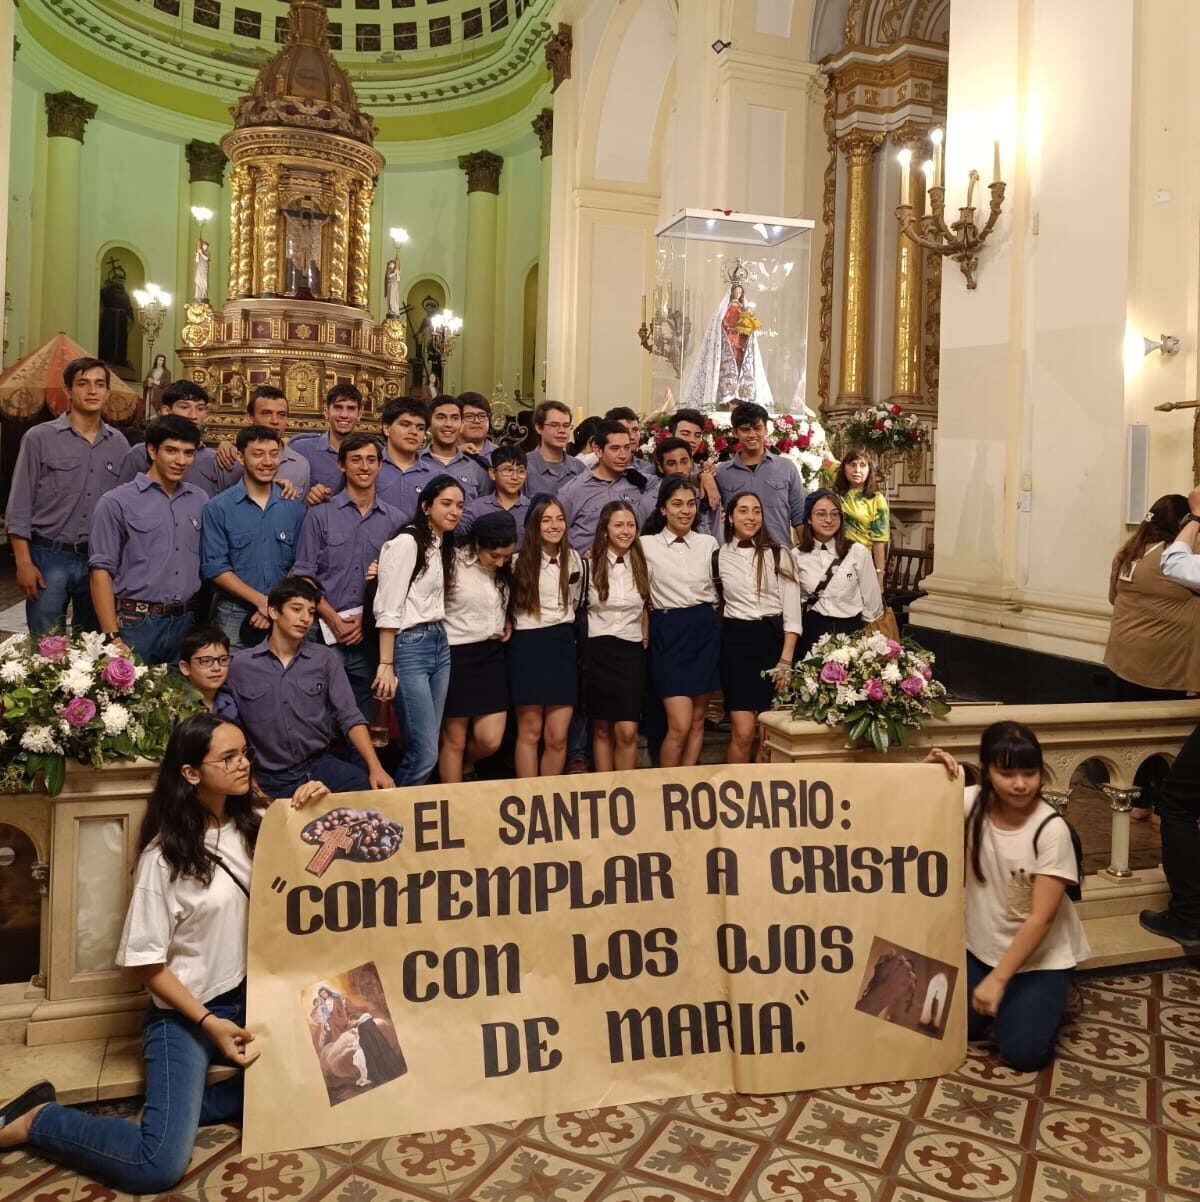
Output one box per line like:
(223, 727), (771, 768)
(301, 807), (405, 876)
(854, 936), (958, 1039)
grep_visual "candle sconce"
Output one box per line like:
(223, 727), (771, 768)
(894, 133), (1006, 291)
(637, 290), (692, 363)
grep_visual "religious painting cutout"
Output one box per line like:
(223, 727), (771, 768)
(300, 806), (405, 877)
(303, 961), (407, 1106)
(854, 935), (958, 1039)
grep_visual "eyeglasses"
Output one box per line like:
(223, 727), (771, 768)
(542, 421), (572, 432)
(190, 655), (232, 668)
(203, 746), (255, 772)
(463, 412), (489, 423)
(494, 464), (527, 475)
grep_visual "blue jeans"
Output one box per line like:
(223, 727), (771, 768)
(256, 754), (372, 800)
(26, 544), (97, 636)
(213, 597), (267, 652)
(967, 951), (1071, 1071)
(28, 983), (246, 1194)
(118, 609), (195, 666)
(392, 621), (450, 786)
(333, 640), (376, 725)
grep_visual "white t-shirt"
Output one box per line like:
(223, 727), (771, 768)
(963, 786), (1091, 971)
(117, 820), (254, 1007)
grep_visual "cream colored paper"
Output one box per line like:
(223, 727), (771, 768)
(244, 763), (964, 1154)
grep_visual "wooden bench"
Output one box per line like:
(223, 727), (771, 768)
(883, 547), (933, 625)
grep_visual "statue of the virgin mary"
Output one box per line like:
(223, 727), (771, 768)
(679, 261), (774, 414)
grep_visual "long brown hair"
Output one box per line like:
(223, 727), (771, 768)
(591, 500), (650, 603)
(514, 496), (572, 619)
(797, 491), (851, 558)
(834, 448), (879, 498)
(965, 721), (1044, 884)
(1114, 494), (1188, 574)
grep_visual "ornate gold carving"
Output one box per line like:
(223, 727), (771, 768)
(256, 164), (280, 295)
(286, 361), (320, 408)
(532, 108), (554, 159)
(844, 0), (862, 44)
(818, 80), (836, 415)
(891, 128), (928, 403)
(229, 0), (378, 146)
(545, 23), (572, 92)
(922, 246), (941, 405)
(349, 178), (374, 308)
(228, 164), (245, 298)
(458, 151), (504, 195)
(837, 132), (883, 405)
(186, 141), (226, 186)
(44, 91), (96, 142)
(181, 303), (216, 349)
(328, 178), (351, 303)
(879, 0), (909, 43)
(382, 316), (408, 364)
(237, 166), (256, 298)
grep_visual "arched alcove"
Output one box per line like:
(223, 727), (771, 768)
(96, 245), (146, 384)
(406, 277), (448, 392)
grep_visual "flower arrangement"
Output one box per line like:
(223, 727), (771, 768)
(833, 402), (930, 460)
(639, 411), (836, 490)
(0, 632), (207, 795)
(773, 630), (950, 753)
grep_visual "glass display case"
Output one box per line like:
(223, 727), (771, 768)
(647, 210), (814, 420)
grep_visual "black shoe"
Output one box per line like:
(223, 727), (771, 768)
(1139, 909), (1200, 952)
(0, 1080), (56, 1130)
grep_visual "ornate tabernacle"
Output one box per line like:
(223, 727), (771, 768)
(178, 0), (407, 436)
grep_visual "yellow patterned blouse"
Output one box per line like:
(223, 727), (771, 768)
(839, 488), (890, 547)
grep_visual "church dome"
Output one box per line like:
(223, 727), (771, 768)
(230, 0), (378, 145)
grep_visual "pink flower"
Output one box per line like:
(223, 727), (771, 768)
(922, 665), (934, 680)
(820, 661), (848, 684)
(101, 657), (137, 690)
(885, 639), (903, 658)
(900, 676), (925, 696)
(38, 635), (70, 661)
(58, 697), (97, 727)
(781, 415), (795, 427)
(865, 678), (885, 701)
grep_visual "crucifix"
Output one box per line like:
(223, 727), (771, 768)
(306, 824), (356, 877)
(279, 196), (333, 299)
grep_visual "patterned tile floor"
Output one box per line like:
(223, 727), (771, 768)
(3, 967), (1199, 1201)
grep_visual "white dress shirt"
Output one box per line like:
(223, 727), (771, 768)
(513, 547), (584, 629)
(374, 533), (446, 630)
(443, 548), (508, 646)
(639, 529), (719, 610)
(587, 551), (646, 642)
(794, 539), (884, 620)
(1161, 539), (1200, 590)
(718, 542), (804, 634)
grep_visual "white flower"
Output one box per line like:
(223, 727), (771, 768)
(0, 730), (7, 745)
(58, 666), (94, 695)
(825, 647), (853, 666)
(0, 635), (23, 660)
(78, 631), (107, 659)
(0, 659), (23, 684)
(101, 703), (130, 736)
(882, 661), (902, 683)
(20, 725), (63, 754)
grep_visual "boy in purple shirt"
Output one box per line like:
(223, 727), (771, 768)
(292, 383), (364, 501)
(419, 396), (492, 502)
(7, 356), (129, 635)
(375, 398), (433, 523)
(523, 400), (586, 498)
(460, 446), (531, 548)
(558, 421), (647, 552)
(216, 578), (393, 797)
(89, 415), (207, 665)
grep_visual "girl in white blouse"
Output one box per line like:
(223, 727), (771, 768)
(438, 511), (518, 784)
(586, 500), (650, 771)
(509, 496), (584, 778)
(640, 476), (721, 767)
(375, 474), (464, 786)
(718, 490), (803, 762)
(794, 488), (883, 661)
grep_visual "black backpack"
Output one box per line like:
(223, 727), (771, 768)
(1032, 811), (1085, 902)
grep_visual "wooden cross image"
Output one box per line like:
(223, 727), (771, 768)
(305, 824), (356, 877)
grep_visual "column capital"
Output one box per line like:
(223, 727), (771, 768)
(186, 141), (227, 186)
(532, 108), (554, 159)
(458, 151), (504, 195)
(890, 123), (933, 153)
(545, 22), (572, 92)
(44, 92), (98, 142)
(838, 130), (884, 165)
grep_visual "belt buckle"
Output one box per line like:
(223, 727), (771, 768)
(136, 602), (150, 614)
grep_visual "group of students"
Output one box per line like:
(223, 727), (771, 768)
(0, 716), (1090, 1193)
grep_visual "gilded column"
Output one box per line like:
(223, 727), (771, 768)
(889, 131), (925, 403)
(228, 164), (246, 299)
(41, 91), (97, 343)
(256, 163), (280, 296)
(458, 150), (503, 390)
(328, 178), (351, 304)
(836, 132), (881, 405)
(236, 166), (255, 298)
(348, 178), (374, 309)
(185, 141), (225, 307)
(532, 110), (553, 398)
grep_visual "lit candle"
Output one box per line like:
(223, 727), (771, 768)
(897, 148), (913, 206)
(930, 128), (944, 188)
(993, 139), (1001, 184)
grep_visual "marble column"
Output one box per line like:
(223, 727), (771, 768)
(457, 150), (503, 391)
(185, 141), (225, 308)
(41, 91), (97, 343)
(532, 109), (553, 399)
(836, 132), (881, 407)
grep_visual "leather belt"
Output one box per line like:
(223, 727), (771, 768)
(118, 598), (190, 617)
(31, 533), (88, 555)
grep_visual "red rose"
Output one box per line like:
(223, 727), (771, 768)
(874, 421), (885, 431)
(798, 433), (811, 448)
(890, 404), (902, 416)
(704, 419), (716, 431)
(714, 437), (728, 452)
(908, 429), (919, 440)
(781, 415), (795, 427)
(780, 438), (794, 451)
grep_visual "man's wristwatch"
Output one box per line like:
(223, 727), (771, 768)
(1186, 514), (1200, 527)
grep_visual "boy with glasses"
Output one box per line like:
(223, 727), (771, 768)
(460, 446), (531, 548)
(178, 626), (231, 710)
(525, 400), (586, 498)
(458, 392), (498, 458)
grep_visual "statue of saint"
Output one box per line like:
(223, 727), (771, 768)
(98, 256), (135, 371)
(142, 353), (171, 421)
(384, 260), (402, 318)
(412, 297), (443, 391)
(193, 238), (210, 304)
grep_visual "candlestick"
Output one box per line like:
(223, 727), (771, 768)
(641, 294), (647, 324)
(993, 140), (1001, 184)
(965, 169), (978, 209)
(897, 148), (913, 207)
(930, 128), (944, 188)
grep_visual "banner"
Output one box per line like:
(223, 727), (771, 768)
(244, 763), (964, 1155)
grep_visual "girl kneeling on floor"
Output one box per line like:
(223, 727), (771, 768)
(0, 714), (328, 1192)
(928, 721), (1090, 1071)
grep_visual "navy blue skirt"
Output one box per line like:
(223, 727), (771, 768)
(649, 605), (720, 698)
(445, 639), (508, 718)
(507, 624), (578, 707)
